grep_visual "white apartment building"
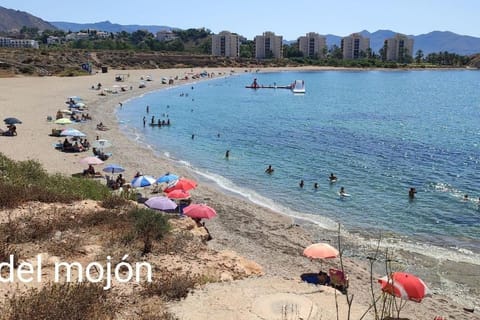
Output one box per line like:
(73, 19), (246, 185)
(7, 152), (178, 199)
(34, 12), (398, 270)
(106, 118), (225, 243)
(384, 33), (414, 61)
(211, 31), (240, 57)
(156, 30), (178, 42)
(341, 33), (370, 59)
(298, 32), (327, 58)
(254, 31), (283, 59)
(0, 37), (39, 49)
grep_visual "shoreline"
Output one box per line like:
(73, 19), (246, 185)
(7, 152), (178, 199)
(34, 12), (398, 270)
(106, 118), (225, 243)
(0, 66), (478, 319)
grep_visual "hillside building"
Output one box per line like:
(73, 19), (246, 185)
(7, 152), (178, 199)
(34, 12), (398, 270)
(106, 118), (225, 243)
(211, 31), (240, 58)
(341, 33), (370, 59)
(254, 31), (283, 59)
(298, 32), (327, 58)
(156, 30), (178, 42)
(0, 37), (39, 49)
(384, 33), (414, 62)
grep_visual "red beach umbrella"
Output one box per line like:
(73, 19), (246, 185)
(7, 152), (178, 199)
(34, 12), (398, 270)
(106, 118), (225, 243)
(303, 243), (339, 259)
(183, 204), (217, 219)
(166, 189), (191, 200)
(378, 272), (430, 303)
(164, 177), (197, 193)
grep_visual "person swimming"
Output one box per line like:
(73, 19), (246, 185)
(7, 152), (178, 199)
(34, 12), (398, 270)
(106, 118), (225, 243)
(329, 173), (337, 182)
(314, 182), (319, 189)
(408, 187), (417, 199)
(339, 186), (346, 196)
(265, 165), (274, 174)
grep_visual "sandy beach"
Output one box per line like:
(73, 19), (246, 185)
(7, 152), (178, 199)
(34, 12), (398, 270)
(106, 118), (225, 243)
(0, 67), (478, 320)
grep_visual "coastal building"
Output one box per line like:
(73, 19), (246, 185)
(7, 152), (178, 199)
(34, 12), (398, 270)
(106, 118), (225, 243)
(0, 37), (39, 49)
(254, 31), (283, 59)
(298, 32), (327, 58)
(341, 33), (370, 59)
(211, 31), (240, 58)
(384, 33), (414, 62)
(156, 30), (178, 42)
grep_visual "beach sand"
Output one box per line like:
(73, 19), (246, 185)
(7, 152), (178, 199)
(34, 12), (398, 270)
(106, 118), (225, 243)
(0, 67), (478, 319)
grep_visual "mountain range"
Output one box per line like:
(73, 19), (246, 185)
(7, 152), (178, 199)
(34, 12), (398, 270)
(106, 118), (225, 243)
(1, 6), (480, 55)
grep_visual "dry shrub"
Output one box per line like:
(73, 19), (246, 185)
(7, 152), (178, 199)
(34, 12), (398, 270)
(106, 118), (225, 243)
(100, 194), (134, 209)
(0, 241), (19, 266)
(0, 282), (115, 320)
(160, 231), (204, 255)
(143, 270), (200, 301)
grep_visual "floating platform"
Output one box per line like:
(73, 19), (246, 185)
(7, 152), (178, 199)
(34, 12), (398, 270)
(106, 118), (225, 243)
(245, 85), (292, 89)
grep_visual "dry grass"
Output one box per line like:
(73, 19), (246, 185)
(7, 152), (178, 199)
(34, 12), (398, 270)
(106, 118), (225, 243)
(0, 282), (115, 320)
(142, 270), (201, 301)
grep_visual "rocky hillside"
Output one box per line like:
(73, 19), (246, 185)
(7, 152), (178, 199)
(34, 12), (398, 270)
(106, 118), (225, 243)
(0, 6), (56, 32)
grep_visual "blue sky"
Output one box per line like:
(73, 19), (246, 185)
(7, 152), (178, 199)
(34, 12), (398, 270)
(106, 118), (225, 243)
(2, 0), (479, 39)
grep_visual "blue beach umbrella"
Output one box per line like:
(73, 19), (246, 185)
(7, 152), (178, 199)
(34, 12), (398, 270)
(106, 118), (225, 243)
(4, 117), (22, 125)
(131, 175), (156, 188)
(156, 173), (179, 184)
(102, 164), (125, 174)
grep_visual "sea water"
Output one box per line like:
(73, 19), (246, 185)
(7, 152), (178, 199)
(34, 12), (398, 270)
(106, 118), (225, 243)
(117, 70), (480, 271)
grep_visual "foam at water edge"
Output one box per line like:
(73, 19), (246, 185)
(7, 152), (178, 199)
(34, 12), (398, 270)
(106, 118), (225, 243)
(191, 168), (339, 231)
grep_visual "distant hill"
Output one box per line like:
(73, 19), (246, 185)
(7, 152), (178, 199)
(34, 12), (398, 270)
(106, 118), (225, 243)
(0, 6), (56, 32)
(50, 20), (175, 34)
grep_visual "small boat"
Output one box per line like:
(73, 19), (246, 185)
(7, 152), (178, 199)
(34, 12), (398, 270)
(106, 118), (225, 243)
(292, 80), (306, 94)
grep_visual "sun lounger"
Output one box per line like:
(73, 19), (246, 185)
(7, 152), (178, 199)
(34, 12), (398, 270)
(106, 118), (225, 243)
(329, 268), (349, 293)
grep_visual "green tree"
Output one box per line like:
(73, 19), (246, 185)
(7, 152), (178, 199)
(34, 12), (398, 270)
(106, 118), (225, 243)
(415, 49), (424, 63)
(240, 41), (254, 58)
(131, 208), (170, 255)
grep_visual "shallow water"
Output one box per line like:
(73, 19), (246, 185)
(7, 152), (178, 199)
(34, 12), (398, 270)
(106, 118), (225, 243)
(117, 70), (480, 303)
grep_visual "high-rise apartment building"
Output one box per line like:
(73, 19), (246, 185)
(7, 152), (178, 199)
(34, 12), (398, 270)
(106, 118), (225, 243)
(341, 33), (370, 59)
(384, 33), (414, 61)
(254, 31), (283, 59)
(298, 32), (327, 58)
(211, 31), (240, 58)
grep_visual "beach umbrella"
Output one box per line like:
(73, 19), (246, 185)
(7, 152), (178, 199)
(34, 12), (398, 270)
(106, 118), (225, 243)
(166, 189), (191, 200)
(79, 156), (104, 165)
(303, 243), (339, 259)
(54, 118), (73, 125)
(60, 128), (86, 137)
(156, 173), (179, 184)
(183, 204), (217, 219)
(131, 175), (156, 188)
(92, 139), (112, 149)
(164, 178), (197, 193)
(145, 196), (177, 211)
(73, 102), (86, 108)
(102, 164), (125, 174)
(4, 117), (22, 125)
(378, 272), (430, 303)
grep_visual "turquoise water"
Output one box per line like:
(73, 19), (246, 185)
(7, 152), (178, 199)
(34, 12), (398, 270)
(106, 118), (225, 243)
(118, 70), (480, 262)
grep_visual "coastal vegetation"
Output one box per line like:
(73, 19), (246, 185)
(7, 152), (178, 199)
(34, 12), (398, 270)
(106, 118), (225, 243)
(0, 27), (478, 76)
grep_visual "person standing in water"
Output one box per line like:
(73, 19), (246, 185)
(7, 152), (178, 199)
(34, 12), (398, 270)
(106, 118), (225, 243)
(265, 165), (274, 174)
(146, 105), (150, 113)
(299, 180), (304, 188)
(225, 150), (230, 159)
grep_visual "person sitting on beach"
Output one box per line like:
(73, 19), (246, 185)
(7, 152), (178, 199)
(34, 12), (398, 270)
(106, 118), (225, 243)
(56, 110), (63, 120)
(134, 171), (142, 178)
(96, 122), (106, 130)
(83, 165), (95, 176)
(72, 141), (84, 152)
(82, 139), (90, 149)
(116, 174), (126, 188)
(265, 165), (274, 174)
(318, 271), (331, 286)
(329, 173), (337, 182)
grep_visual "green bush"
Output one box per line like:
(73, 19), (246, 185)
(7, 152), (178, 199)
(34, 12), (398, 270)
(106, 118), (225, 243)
(0, 153), (111, 208)
(130, 208), (171, 255)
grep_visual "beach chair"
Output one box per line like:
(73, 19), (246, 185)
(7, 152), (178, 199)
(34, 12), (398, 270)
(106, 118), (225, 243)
(329, 268), (349, 293)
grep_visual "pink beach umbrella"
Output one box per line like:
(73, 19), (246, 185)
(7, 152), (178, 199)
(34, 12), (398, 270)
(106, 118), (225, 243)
(378, 272), (431, 303)
(166, 189), (191, 200)
(79, 156), (104, 165)
(183, 204), (217, 219)
(303, 243), (339, 259)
